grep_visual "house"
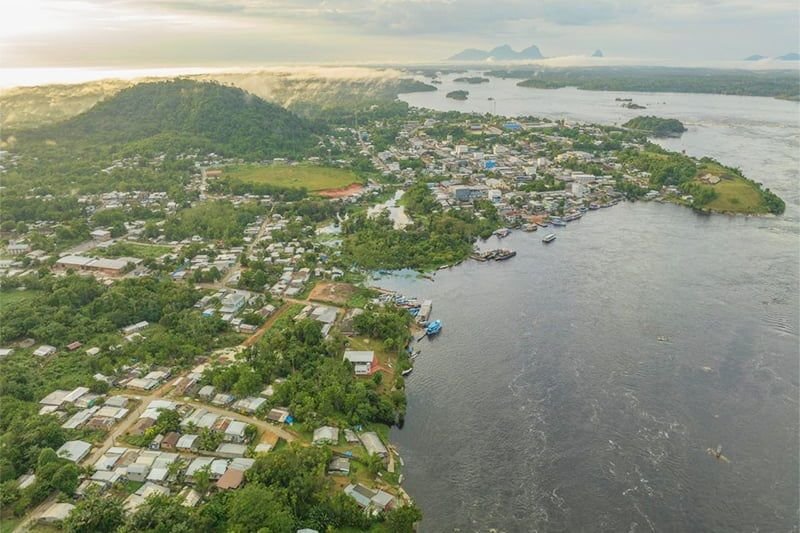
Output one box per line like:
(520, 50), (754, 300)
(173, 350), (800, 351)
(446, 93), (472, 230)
(146, 467), (169, 483)
(57, 440), (92, 463)
(312, 426), (339, 445)
(215, 443), (247, 458)
(233, 396), (266, 414)
(33, 345), (57, 357)
(344, 484), (396, 514)
(210, 459), (229, 479)
(126, 463), (150, 482)
(104, 395), (129, 408)
(179, 487), (202, 508)
(344, 429), (360, 444)
(343, 350), (376, 375)
(359, 432), (389, 461)
(149, 434), (164, 450)
(185, 457), (214, 480)
(216, 468), (245, 490)
(328, 457), (350, 475)
(0, 348), (13, 359)
(266, 407), (290, 423)
(66, 341), (82, 351)
(212, 393), (235, 406)
(224, 421), (248, 443)
(197, 385), (216, 400)
(176, 434), (199, 452)
(90, 229), (112, 241)
(121, 321), (149, 335)
(161, 431), (180, 451)
(39, 502), (75, 524)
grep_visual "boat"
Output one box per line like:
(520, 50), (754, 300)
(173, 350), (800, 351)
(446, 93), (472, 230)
(564, 212), (582, 222)
(493, 228), (511, 238)
(550, 218), (567, 227)
(426, 320), (442, 336)
(401, 368), (413, 377)
(522, 223), (538, 232)
(542, 234), (557, 243)
(589, 203), (600, 210)
(495, 249), (516, 260)
(537, 222), (549, 228)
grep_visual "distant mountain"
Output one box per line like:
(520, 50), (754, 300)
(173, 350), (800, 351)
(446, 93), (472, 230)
(592, 49), (604, 58)
(24, 79), (317, 159)
(744, 54), (767, 61)
(448, 44), (544, 61)
(776, 52), (800, 61)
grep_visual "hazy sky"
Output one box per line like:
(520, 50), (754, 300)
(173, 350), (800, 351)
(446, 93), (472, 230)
(2, 0), (798, 67)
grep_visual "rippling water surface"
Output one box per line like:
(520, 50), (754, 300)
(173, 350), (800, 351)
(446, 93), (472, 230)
(385, 76), (799, 531)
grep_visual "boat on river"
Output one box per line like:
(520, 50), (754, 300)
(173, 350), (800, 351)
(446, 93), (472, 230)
(426, 320), (442, 336)
(542, 234), (557, 243)
(550, 218), (567, 227)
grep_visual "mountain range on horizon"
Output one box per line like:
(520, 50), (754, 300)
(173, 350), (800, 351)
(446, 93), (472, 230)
(448, 44), (544, 61)
(745, 52), (799, 61)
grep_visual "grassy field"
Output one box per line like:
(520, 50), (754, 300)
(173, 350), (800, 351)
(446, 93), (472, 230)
(226, 164), (361, 192)
(0, 289), (40, 307)
(703, 177), (768, 214)
(696, 163), (767, 214)
(95, 242), (173, 259)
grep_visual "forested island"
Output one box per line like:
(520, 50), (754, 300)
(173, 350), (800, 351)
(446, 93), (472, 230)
(623, 116), (687, 137)
(453, 77), (490, 84)
(486, 66), (800, 100)
(445, 90), (469, 100)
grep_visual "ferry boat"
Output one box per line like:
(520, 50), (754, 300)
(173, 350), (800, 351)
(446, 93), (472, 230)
(426, 320), (442, 336)
(542, 233), (557, 243)
(550, 218), (567, 227)
(495, 249), (516, 260)
(564, 212), (583, 222)
(522, 223), (538, 232)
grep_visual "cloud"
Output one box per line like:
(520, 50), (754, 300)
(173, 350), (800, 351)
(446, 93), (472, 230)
(2, 0), (798, 67)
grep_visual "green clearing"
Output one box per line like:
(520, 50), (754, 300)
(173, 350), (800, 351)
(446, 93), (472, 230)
(696, 162), (768, 214)
(703, 177), (768, 214)
(0, 290), (40, 307)
(225, 164), (361, 192)
(95, 241), (174, 259)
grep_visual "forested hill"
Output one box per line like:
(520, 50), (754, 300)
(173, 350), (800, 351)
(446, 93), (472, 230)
(20, 79), (318, 159)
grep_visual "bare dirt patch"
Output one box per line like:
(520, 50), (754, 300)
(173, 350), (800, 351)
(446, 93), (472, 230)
(317, 183), (364, 198)
(308, 282), (357, 306)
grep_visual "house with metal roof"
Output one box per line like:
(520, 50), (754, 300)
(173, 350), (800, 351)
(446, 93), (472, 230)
(57, 440), (92, 463)
(312, 426), (339, 445)
(343, 350), (376, 375)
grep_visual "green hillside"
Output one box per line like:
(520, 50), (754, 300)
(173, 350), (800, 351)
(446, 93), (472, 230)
(20, 79), (317, 160)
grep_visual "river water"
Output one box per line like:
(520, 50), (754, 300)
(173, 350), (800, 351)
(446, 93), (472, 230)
(383, 74), (800, 532)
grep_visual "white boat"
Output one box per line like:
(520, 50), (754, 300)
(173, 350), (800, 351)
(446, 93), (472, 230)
(542, 234), (556, 243)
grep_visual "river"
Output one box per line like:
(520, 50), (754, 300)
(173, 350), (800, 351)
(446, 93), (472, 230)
(382, 74), (800, 531)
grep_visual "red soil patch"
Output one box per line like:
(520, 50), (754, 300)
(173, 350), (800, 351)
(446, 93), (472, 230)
(317, 183), (364, 198)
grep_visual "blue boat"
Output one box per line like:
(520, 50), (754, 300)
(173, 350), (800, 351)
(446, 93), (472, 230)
(426, 320), (442, 336)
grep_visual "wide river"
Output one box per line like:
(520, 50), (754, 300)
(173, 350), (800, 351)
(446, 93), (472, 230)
(382, 74), (800, 531)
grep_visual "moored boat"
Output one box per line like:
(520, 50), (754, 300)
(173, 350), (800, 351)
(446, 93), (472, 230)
(426, 319), (442, 336)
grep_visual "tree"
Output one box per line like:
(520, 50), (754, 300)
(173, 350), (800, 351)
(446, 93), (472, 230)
(52, 463), (79, 495)
(227, 483), (295, 533)
(383, 504), (423, 533)
(63, 490), (125, 533)
(194, 465), (212, 495)
(120, 494), (194, 533)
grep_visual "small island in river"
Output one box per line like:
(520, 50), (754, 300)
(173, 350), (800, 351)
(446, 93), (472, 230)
(446, 90), (469, 100)
(623, 115), (687, 137)
(454, 76), (490, 84)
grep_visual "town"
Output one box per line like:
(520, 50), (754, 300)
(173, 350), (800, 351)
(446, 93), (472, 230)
(0, 98), (776, 532)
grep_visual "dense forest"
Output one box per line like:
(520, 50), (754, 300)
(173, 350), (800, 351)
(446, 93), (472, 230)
(490, 67), (800, 100)
(11, 80), (319, 161)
